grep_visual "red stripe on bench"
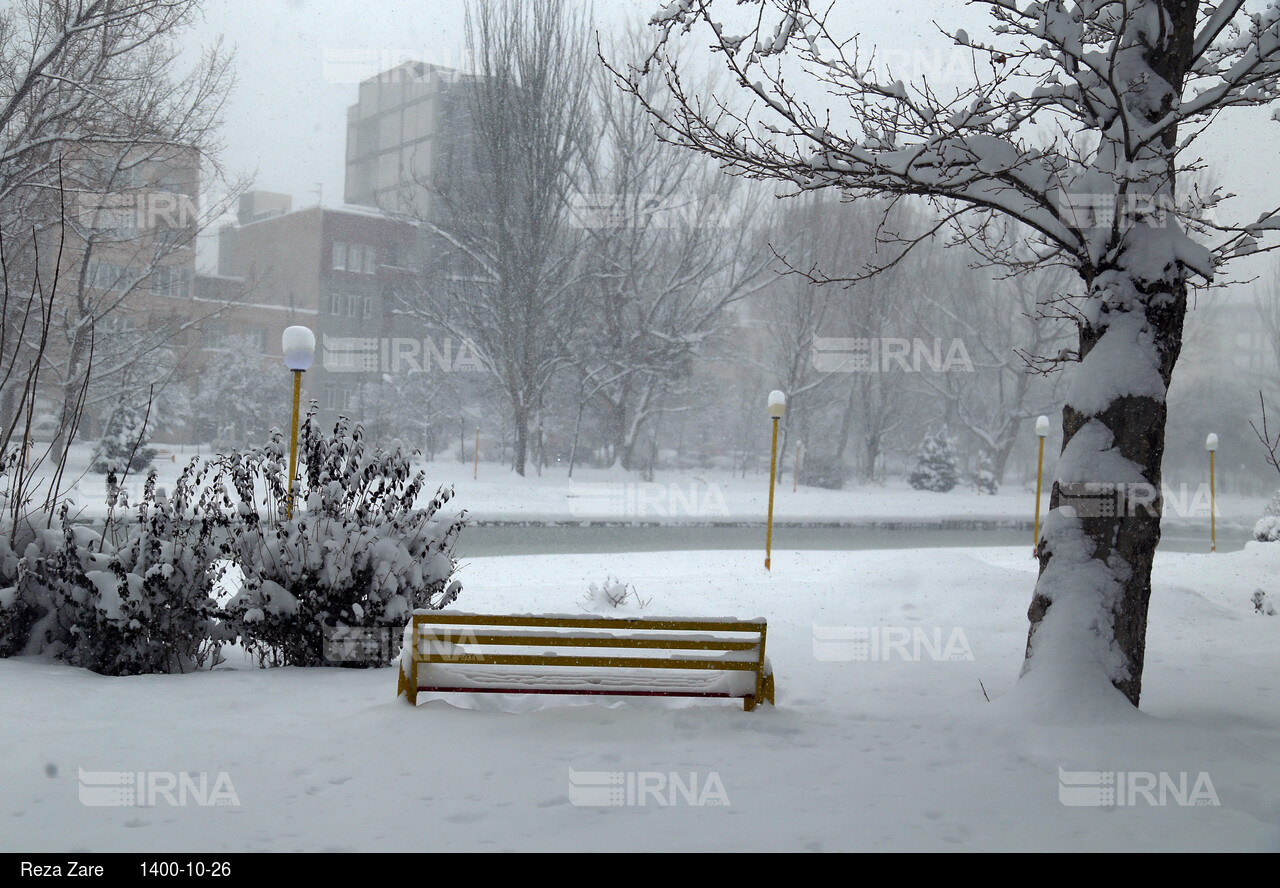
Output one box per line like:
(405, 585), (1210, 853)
(417, 686), (751, 700)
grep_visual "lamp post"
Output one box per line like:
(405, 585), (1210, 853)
(282, 326), (315, 520)
(1206, 433), (1219, 553)
(765, 390), (786, 571)
(1034, 415), (1050, 557)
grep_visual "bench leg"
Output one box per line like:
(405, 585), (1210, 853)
(746, 668), (775, 711)
(398, 661), (417, 705)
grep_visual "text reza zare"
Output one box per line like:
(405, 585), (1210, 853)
(20, 862), (104, 877)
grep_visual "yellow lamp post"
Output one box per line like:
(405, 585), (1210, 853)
(765, 390), (786, 571)
(281, 325), (315, 520)
(1034, 415), (1050, 557)
(1206, 432), (1218, 553)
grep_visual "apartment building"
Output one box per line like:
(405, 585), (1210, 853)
(214, 192), (424, 431)
(343, 61), (480, 220)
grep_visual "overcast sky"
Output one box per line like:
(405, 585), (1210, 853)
(181, 0), (1279, 286)
(181, 0), (989, 206)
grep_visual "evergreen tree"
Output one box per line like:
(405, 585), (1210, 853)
(907, 429), (958, 493)
(91, 401), (156, 474)
(974, 452), (999, 495)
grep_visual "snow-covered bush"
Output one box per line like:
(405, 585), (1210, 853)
(581, 576), (651, 613)
(217, 409), (466, 667)
(798, 455), (851, 490)
(0, 516), (56, 658)
(91, 400), (156, 474)
(1254, 490), (1280, 542)
(907, 430), (959, 493)
(1253, 590), (1277, 616)
(6, 467), (226, 675)
(973, 453), (999, 495)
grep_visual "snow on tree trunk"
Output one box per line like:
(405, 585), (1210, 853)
(1024, 0), (1203, 708)
(1026, 261), (1188, 707)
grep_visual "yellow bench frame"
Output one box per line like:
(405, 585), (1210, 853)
(397, 612), (775, 711)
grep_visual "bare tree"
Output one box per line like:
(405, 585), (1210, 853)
(756, 195), (933, 483)
(47, 149), (238, 454)
(1253, 257), (1280, 388)
(915, 253), (1073, 484)
(619, 1), (1280, 708)
(572, 29), (776, 469)
(405, 0), (594, 476)
(0, 0), (237, 457)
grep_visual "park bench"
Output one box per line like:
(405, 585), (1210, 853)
(397, 611), (775, 711)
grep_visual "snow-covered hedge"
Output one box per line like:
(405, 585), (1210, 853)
(1253, 490), (1280, 542)
(1, 467), (226, 674)
(217, 410), (465, 667)
(0, 517), (57, 658)
(1, 411), (466, 673)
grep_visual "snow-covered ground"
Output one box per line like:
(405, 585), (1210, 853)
(39, 445), (1268, 533)
(2, 542), (1277, 852)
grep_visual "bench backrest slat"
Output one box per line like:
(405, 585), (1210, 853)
(412, 613), (765, 633)
(422, 653), (761, 671)
(419, 633), (761, 652)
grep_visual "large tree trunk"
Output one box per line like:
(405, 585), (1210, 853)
(833, 383), (858, 463)
(512, 404), (529, 477)
(988, 418), (1020, 487)
(1025, 264), (1187, 707)
(1022, 0), (1197, 709)
(51, 324), (92, 462)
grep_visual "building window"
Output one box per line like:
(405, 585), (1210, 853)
(328, 291), (343, 315)
(103, 314), (136, 333)
(203, 322), (227, 349)
(86, 260), (137, 294)
(332, 241), (347, 271)
(152, 265), (192, 298)
(155, 225), (192, 251)
(348, 243), (363, 274)
(364, 246), (377, 274)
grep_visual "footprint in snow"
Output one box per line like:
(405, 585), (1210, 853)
(446, 811), (485, 824)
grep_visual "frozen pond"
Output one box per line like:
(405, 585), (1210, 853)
(455, 521), (1247, 557)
